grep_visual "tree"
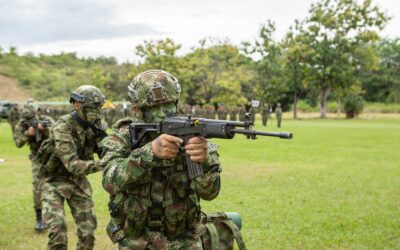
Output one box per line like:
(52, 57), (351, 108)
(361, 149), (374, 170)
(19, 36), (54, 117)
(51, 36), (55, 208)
(361, 39), (400, 103)
(243, 21), (287, 106)
(301, 0), (389, 118)
(180, 38), (253, 106)
(134, 38), (182, 75)
(281, 20), (313, 118)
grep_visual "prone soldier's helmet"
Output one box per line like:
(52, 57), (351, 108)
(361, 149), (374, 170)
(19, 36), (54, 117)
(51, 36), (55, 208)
(128, 69), (181, 108)
(70, 85), (105, 108)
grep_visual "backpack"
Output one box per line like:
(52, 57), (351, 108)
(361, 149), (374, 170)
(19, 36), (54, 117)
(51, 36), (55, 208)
(201, 212), (247, 250)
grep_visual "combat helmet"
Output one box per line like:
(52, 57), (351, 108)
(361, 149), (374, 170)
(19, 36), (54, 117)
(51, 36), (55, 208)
(128, 69), (181, 108)
(70, 85), (105, 107)
(22, 104), (36, 119)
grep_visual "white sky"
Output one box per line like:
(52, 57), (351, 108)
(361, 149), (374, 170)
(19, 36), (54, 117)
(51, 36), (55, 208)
(0, 0), (398, 63)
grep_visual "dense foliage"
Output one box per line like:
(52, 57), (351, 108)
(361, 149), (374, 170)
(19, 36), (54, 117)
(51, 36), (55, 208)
(0, 0), (398, 118)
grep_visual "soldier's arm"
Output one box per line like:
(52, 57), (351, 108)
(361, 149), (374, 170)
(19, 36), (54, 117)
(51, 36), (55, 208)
(193, 142), (221, 200)
(53, 122), (101, 175)
(13, 121), (29, 148)
(101, 126), (157, 195)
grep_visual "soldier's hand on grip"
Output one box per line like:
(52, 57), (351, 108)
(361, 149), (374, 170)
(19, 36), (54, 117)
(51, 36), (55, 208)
(27, 126), (36, 136)
(185, 136), (208, 163)
(151, 134), (182, 160)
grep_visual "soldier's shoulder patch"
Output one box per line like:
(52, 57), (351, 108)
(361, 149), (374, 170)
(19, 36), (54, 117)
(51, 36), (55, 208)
(58, 141), (73, 154)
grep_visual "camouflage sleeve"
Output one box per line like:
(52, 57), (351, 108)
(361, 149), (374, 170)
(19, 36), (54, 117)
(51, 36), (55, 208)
(193, 142), (221, 201)
(13, 121), (29, 148)
(100, 126), (159, 195)
(53, 122), (101, 176)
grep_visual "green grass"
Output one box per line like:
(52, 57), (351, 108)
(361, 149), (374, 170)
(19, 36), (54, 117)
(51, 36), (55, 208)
(1, 116), (400, 249)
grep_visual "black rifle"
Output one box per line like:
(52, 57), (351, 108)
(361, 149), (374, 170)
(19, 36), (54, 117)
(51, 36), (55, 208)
(21, 120), (52, 142)
(129, 114), (293, 180)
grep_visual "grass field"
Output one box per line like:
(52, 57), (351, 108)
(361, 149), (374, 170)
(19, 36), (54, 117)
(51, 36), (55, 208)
(1, 115), (399, 249)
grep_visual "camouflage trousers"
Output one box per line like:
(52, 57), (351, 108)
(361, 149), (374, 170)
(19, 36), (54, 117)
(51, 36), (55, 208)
(262, 116), (268, 126)
(41, 181), (97, 250)
(277, 116), (282, 128)
(31, 158), (42, 209)
(118, 231), (203, 250)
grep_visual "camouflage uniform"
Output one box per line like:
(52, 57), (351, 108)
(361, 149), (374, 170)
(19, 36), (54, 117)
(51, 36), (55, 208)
(8, 105), (20, 133)
(229, 106), (238, 121)
(238, 105), (246, 122)
(275, 103), (283, 128)
(261, 103), (270, 127)
(101, 70), (222, 249)
(216, 105), (228, 120)
(13, 105), (54, 230)
(38, 85), (106, 250)
(248, 106), (256, 124)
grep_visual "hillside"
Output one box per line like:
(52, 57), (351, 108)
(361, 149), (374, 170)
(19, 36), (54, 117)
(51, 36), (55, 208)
(0, 73), (32, 101)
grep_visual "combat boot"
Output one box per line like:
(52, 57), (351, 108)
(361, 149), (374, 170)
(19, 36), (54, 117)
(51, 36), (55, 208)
(35, 209), (47, 231)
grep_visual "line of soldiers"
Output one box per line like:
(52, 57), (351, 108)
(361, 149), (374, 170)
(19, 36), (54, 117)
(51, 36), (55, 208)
(181, 102), (283, 127)
(8, 69), (247, 250)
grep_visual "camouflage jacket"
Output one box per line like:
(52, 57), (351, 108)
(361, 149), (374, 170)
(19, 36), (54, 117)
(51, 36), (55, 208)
(100, 117), (221, 243)
(40, 113), (104, 197)
(13, 115), (54, 157)
(8, 108), (20, 125)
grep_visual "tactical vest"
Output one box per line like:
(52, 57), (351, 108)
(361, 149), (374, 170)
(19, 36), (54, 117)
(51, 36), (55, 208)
(107, 119), (202, 243)
(37, 114), (96, 178)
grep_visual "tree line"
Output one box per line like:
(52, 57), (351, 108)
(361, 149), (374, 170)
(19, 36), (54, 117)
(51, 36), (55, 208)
(0, 0), (398, 118)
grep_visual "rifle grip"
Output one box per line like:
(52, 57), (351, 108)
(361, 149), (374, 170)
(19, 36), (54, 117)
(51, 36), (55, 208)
(183, 134), (204, 179)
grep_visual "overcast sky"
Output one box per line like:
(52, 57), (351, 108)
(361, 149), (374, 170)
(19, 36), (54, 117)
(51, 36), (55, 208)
(0, 0), (398, 63)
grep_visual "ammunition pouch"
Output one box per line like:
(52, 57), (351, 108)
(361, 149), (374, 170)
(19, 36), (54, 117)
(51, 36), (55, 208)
(106, 220), (126, 243)
(201, 212), (247, 250)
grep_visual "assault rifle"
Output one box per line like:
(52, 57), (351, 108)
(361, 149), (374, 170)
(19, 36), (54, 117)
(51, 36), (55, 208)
(129, 114), (293, 180)
(21, 120), (52, 142)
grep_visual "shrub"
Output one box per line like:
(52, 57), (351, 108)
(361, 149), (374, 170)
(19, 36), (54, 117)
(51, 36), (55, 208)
(344, 95), (364, 118)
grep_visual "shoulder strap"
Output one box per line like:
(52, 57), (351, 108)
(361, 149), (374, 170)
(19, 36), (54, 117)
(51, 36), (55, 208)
(205, 222), (220, 250)
(71, 111), (107, 140)
(220, 219), (247, 250)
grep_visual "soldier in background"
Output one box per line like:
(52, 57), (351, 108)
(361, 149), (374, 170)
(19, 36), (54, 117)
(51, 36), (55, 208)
(204, 104), (216, 119)
(248, 105), (256, 124)
(261, 103), (270, 127)
(275, 103), (283, 128)
(8, 104), (20, 133)
(101, 69), (221, 249)
(193, 104), (204, 118)
(238, 104), (246, 122)
(13, 104), (54, 231)
(229, 105), (238, 121)
(217, 104), (228, 120)
(38, 85), (106, 250)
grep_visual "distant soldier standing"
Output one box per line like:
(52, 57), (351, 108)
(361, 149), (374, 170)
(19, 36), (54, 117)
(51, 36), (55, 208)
(229, 105), (238, 121)
(238, 104), (246, 122)
(217, 104), (228, 120)
(275, 103), (283, 128)
(13, 104), (54, 231)
(38, 85), (107, 250)
(261, 103), (270, 127)
(8, 104), (20, 133)
(249, 105), (256, 124)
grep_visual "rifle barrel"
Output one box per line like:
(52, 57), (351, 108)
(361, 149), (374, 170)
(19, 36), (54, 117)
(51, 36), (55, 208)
(230, 129), (293, 139)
